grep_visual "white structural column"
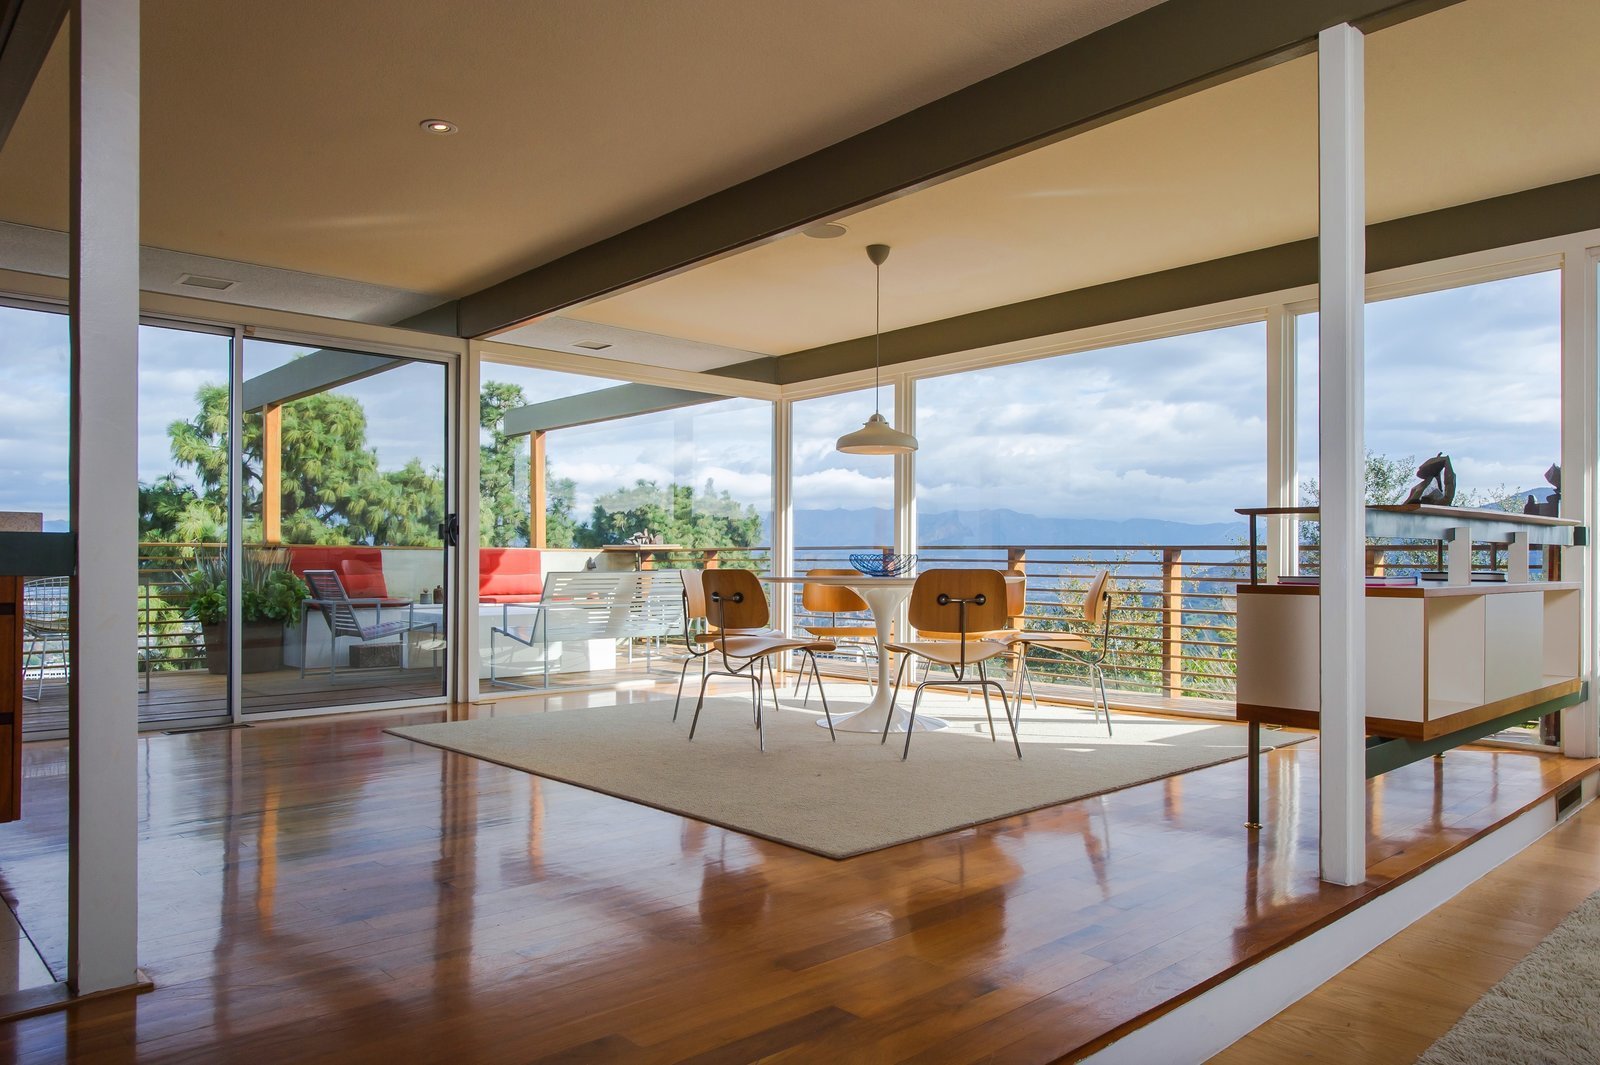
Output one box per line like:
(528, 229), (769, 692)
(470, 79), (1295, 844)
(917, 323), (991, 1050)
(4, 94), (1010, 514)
(67, 0), (142, 993)
(892, 378), (916, 559)
(1316, 23), (1367, 887)
(772, 398), (795, 636)
(892, 378), (916, 645)
(1265, 306), (1298, 581)
(1560, 249), (1598, 758)
(460, 343), (483, 699)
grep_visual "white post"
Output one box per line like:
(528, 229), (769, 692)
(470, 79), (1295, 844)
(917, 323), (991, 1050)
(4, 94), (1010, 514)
(772, 397), (794, 637)
(1266, 305), (1298, 582)
(68, 0), (142, 994)
(460, 341), (483, 699)
(1560, 247), (1598, 758)
(893, 378), (916, 560)
(893, 378), (916, 642)
(1317, 23), (1367, 888)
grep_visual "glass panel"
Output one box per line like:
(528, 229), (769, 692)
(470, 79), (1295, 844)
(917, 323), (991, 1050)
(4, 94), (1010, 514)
(241, 339), (449, 713)
(478, 361), (771, 691)
(137, 322), (233, 725)
(915, 324), (1267, 704)
(1296, 270), (1562, 572)
(0, 304), (71, 734)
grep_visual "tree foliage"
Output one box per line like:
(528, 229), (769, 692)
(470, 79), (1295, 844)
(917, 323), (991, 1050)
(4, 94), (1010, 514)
(142, 379), (446, 546)
(478, 380), (579, 547)
(577, 479), (763, 551)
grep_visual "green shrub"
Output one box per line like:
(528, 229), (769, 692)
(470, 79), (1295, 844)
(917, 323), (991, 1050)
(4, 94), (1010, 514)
(184, 550), (308, 627)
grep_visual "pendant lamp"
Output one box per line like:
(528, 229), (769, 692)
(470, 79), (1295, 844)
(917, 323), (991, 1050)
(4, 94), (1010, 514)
(836, 244), (918, 455)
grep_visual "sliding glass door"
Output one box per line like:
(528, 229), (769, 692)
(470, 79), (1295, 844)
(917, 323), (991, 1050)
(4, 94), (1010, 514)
(240, 338), (452, 714)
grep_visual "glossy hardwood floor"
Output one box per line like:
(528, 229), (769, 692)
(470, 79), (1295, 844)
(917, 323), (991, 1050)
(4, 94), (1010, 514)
(0, 682), (1590, 1064)
(1213, 796), (1600, 1064)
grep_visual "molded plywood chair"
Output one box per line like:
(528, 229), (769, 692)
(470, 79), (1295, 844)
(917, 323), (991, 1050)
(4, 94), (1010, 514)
(688, 569), (837, 750)
(300, 569), (438, 680)
(672, 568), (781, 720)
(793, 568), (879, 702)
(884, 568), (1020, 760)
(1006, 570), (1115, 734)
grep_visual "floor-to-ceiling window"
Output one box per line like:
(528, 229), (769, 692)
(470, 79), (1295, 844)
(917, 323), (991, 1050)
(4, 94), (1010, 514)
(478, 359), (772, 692)
(136, 321), (234, 725)
(1295, 269), (1563, 741)
(914, 322), (1268, 705)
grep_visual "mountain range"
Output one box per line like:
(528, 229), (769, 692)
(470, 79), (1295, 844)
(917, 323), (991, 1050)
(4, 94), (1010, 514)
(794, 507), (1247, 549)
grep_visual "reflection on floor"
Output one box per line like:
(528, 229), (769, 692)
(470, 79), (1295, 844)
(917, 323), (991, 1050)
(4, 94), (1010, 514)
(23, 662), (449, 733)
(0, 674), (1590, 1061)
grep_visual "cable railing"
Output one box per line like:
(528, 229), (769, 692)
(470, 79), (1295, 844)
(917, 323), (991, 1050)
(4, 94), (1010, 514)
(35, 537), (1553, 718)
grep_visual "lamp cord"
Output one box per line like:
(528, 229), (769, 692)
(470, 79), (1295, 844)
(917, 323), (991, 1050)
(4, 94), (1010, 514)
(873, 260), (882, 415)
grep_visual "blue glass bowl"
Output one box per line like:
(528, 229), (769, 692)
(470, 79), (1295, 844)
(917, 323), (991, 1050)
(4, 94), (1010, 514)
(849, 552), (917, 578)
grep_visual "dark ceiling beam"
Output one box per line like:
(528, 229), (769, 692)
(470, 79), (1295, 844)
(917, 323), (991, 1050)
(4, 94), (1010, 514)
(455, 0), (1460, 339)
(500, 383), (725, 436)
(0, 0), (66, 152)
(739, 172), (1600, 385)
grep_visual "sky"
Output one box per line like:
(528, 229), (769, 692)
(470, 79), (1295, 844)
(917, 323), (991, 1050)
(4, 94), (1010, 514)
(1298, 270), (1561, 503)
(0, 269), (1565, 532)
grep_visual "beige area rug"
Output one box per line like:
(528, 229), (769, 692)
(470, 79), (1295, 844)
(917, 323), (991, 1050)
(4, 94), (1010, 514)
(389, 693), (1308, 859)
(1416, 888), (1600, 1065)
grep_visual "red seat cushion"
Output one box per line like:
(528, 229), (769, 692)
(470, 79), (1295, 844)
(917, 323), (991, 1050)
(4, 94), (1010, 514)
(479, 548), (543, 602)
(338, 558), (389, 599)
(287, 546), (387, 598)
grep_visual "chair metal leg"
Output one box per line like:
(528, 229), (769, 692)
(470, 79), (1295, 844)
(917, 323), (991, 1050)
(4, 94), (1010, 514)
(978, 660), (997, 742)
(673, 655), (695, 721)
(807, 652), (836, 741)
(902, 682), (927, 760)
(22, 633), (41, 702)
(688, 668), (715, 740)
(989, 679), (1022, 759)
(882, 654), (912, 745)
(1095, 663), (1113, 736)
(753, 667), (765, 752)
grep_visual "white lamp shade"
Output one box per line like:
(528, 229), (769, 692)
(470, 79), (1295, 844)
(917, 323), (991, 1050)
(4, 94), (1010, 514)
(835, 411), (918, 455)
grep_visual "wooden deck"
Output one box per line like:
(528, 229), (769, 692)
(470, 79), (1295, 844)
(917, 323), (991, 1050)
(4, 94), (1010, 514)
(0, 678), (1590, 1062)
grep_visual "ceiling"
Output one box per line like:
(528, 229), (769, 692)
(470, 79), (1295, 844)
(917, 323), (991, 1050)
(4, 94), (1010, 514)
(564, 0), (1600, 356)
(0, 0), (1593, 371)
(0, 0), (1160, 300)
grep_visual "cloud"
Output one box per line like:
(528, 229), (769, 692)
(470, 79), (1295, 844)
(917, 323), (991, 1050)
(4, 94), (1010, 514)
(1299, 271), (1561, 498)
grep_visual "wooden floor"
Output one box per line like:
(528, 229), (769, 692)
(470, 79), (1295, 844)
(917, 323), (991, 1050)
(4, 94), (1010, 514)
(1213, 796), (1600, 1063)
(0, 679), (1590, 1064)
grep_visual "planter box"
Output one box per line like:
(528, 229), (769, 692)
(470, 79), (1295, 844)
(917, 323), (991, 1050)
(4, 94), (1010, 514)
(201, 621), (287, 675)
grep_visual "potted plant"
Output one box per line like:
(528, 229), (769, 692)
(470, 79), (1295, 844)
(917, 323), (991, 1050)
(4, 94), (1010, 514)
(184, 551), (308, 674)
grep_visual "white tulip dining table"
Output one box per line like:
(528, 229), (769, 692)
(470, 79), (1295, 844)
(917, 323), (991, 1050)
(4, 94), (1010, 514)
(761, 573), (931, 733)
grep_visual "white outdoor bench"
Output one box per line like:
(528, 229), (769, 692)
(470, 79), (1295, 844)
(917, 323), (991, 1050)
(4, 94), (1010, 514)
(489, 569), (686, 689)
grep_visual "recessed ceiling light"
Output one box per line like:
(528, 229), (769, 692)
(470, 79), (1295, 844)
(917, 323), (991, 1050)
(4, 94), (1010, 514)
(419, 118), (458, 134)
(802, 222), (849, 239)
(573, 340), (612, 351)
(176, 273), (236, 291)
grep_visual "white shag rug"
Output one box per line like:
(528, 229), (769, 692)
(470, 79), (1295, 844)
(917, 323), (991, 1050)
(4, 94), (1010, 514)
(389, 692), (1306, 859)
(1416, 888), (1600, 1065)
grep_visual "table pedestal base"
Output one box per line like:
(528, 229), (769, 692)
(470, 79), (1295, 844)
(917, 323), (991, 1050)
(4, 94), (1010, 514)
(815, 696), (948, 734)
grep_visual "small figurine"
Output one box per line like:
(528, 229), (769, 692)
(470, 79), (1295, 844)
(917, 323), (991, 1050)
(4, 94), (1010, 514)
(1403, 453), (1457, 506)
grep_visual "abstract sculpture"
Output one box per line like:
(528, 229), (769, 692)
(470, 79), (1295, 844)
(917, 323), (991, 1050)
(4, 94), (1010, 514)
(1403, 453), (1457, 506)
(1524, 464), (1561, 517)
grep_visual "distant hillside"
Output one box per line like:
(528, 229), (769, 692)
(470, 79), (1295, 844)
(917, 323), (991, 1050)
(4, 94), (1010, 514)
(794, 507), (1247, 549)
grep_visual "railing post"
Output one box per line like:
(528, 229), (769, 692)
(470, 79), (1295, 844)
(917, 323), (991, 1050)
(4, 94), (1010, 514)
(1161, 548), (1183, 698)
(1006, 547), (1027, 626)
(702, 549), (720, 570)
